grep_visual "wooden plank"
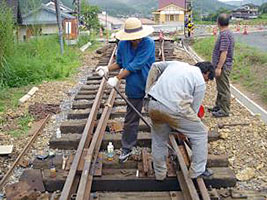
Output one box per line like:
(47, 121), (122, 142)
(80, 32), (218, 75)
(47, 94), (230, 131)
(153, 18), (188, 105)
(60, 119), (87, 133)
(0, 145), (13, 155)
(19, 169), (45, 192)
(91, 192), (184, 200)
(72, 100), (126, 110)
(207, 154), (229, 167)
(49, 134), (81, 150)
(202, 167), (236, 188)
(59, 120), (150, 134)
(170, 191), (184, 200)
(41, 166), (236, 192)
(169, 135), (200, 200)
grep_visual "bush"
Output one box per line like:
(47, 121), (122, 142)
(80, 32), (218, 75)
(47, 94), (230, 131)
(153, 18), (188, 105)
(1, 36), (80, 88)
(0, 2), (14, 86)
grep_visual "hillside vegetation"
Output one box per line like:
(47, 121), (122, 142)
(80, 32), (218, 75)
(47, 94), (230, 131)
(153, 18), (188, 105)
(18, 0), (235, 17)
(224, 0), (267, 6)
(88, 0), (233, 17)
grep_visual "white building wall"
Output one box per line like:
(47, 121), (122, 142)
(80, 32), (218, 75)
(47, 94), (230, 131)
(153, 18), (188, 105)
(41, 24), (58, 34)
(18, 24), (59, 41)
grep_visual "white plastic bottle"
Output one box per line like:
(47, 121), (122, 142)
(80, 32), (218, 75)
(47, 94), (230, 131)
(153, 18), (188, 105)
(107, 142), (114, 161)
(56, 128), (61, 139)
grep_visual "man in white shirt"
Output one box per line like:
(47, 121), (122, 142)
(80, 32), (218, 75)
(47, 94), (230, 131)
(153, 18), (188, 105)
(146, 61), (215, 180)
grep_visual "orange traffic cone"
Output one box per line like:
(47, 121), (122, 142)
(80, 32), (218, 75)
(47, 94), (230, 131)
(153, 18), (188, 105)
(243, 25), (248, 35)
(213, 27), (217, 36)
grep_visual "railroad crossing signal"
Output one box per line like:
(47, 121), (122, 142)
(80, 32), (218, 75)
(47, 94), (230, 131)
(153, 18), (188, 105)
(184, 0), (194, 37)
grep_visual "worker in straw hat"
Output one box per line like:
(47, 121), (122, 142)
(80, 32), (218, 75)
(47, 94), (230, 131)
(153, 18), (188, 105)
(96, 17), (155, 162)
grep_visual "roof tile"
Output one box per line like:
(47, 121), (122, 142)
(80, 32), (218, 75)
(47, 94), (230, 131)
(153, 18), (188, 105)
(159, 0), (185, 9)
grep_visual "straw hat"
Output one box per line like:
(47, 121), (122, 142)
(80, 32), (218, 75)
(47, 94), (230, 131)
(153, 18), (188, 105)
(115, 18), (154, 41)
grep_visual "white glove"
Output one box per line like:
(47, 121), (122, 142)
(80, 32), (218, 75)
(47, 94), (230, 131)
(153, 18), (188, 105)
(107, 76), (119, 88)
(96, 66), (109, 77)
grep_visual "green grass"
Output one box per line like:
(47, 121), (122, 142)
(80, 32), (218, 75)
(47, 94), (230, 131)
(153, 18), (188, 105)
(0, 35), (80, 88)
(0, 32), (102, 137)
(8, 114), (34, 137)
(195, 20), (216, 25)
(0, 35), (82, 137)
(0, 86), (33, 113)
(193, 36), (267, 104)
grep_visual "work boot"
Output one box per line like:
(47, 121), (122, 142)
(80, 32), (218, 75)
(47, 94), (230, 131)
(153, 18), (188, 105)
(208, 106), (220, 112)
(119, 149), (132, 163)
(212, 109), (229, 118)
(189, 168), (213, 179)
(199, 168), (213, 178)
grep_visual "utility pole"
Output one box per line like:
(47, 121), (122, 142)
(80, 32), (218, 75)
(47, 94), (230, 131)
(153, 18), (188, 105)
(106, 10), (108, 43)
(55, 0), (64, 55)
(77, 0), (81, 23)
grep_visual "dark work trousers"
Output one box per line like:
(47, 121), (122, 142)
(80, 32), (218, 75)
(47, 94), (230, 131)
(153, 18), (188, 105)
(216, 69), (231, 114)
(121, 98), (144, 151)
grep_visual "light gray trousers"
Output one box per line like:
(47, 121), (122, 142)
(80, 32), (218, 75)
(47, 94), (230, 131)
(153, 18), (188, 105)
(148, 99), (208, 179)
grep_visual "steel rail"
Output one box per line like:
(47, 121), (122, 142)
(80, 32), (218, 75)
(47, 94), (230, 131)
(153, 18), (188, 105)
(76, 82), (119, 200)
(0, 114), (50, 190)
(59, 45), (117, 200)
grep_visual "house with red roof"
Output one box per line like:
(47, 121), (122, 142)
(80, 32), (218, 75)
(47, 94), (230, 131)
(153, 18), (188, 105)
(153, 0), (186, 24)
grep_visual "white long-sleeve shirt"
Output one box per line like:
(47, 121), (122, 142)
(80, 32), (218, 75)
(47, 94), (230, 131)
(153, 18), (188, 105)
(147, 61), (206, 119)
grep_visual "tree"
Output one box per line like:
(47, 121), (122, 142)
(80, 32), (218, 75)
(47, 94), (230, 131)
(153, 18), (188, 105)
(259, 3), (267, 14)
(203, 8), (231, 21)
(0, 1), (14, 87)
(0, 2), (14, 65)
(81, 1), (100, 31)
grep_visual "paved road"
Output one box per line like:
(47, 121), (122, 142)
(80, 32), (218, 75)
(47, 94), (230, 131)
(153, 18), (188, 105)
(234, 31), (267, 52)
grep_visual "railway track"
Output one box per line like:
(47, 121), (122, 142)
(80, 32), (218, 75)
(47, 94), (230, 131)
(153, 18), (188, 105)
(4, 39), (237, 200)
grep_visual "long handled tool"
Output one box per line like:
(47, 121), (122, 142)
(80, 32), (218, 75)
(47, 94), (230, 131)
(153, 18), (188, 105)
(104, 75), (152, 129)
(218, 122), (250, 129)
(104, 76), (180, 155)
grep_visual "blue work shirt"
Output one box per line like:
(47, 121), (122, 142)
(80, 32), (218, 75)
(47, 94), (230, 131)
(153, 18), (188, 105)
(116, 37), (155, 99)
